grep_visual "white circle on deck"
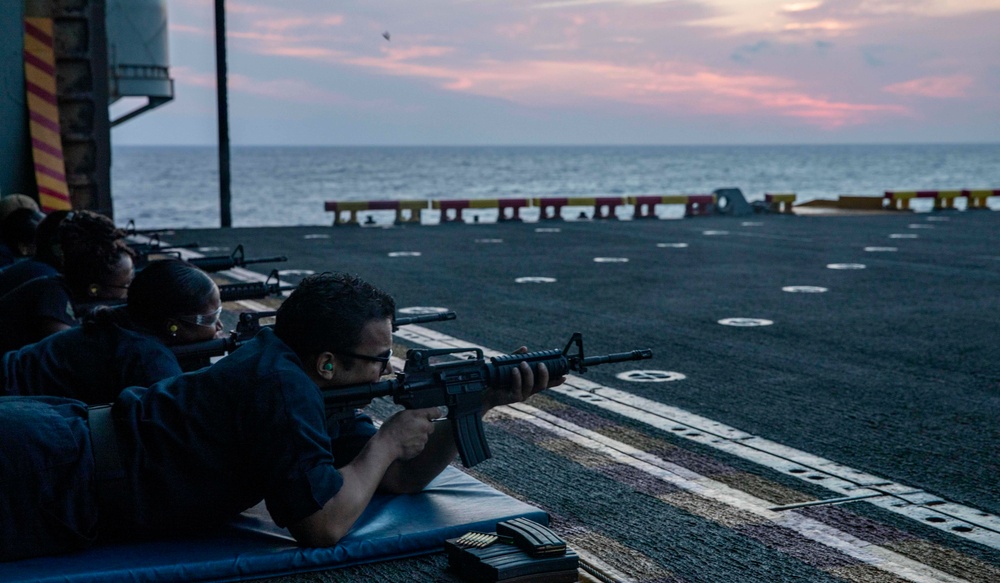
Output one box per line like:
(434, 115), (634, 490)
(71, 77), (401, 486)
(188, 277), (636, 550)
(475, 238), (503, 243)
(890, 234), (918, 239)
(741, 221), (764, 227)
(703, 230), (729, 236)
(657, 243), (689, 248)
(719, 318), (774, 327)
(303, 234), (330, 240)
(515, 277), (556, 284)
(827, 263), (866, 270)
(617, 370), (686, 383)
(277, 269), (315, 276)
(926, 216), (950, 222)
(398, 306), (450, 315)
(594, 257), (629, 263)
(388, 251), (422, 257)
(908, 224), (934, 229)
(535, 227), (561, 233)
(864, 246), (898, 252)
(782, 286), (828, 293)
(197, 246), (227, 252)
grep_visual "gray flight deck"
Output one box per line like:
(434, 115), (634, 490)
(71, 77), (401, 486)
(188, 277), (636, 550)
(173, 208), (999, 582)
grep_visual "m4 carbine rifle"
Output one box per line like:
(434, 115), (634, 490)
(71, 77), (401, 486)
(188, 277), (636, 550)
(187, 244), (288, 273)
(126, 234), (201, 269)
(171, 310), (458, 371)
(218, 270), (296, 302)
(322, 334), (652, 468)
(73, 270), (295, 318)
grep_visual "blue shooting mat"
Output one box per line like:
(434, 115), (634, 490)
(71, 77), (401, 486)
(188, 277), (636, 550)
(0, 466), (548, 582)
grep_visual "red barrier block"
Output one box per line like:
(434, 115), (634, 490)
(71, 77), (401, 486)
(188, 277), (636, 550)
(592, 196), (625, 219)
(433, 199), (472, 223)
(534, 197), (569, 221)
(685, 195), (715, 217)
(497, 198), (529, 222)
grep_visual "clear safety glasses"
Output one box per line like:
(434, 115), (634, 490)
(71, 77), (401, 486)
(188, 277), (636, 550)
(176, 306), (222, 328)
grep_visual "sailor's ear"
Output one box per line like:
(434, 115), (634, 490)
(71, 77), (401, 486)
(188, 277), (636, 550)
(316, 352), (337, 379)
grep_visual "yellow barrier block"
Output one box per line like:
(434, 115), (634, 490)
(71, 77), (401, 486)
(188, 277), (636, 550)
(765, 193), (796, 214)
(964, 189), (996, 210)
(885, 191), (916, 211)
(934, 190), (962, 210)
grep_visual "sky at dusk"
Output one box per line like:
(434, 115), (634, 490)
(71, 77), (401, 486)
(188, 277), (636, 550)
(111, 0), (1000, 146)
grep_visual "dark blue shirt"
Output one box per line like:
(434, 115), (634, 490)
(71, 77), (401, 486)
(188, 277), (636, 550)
(0, 396), (97, 561)
(113, 328), (376, 535)
(0, 243), (16, 268)
(0, 258), (59, 297)
(1, 322), (182, 404)
(0, 275), (77, 354)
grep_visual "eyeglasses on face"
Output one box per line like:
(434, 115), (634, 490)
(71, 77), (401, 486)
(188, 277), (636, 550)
(337, 349), (393, 375)
(176, 306), (223, 328)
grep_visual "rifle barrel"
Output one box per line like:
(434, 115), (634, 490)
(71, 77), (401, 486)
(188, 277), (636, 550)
(394, 311), (457, 328)
(240, 255), (288, 266)
(188, 255), (287, 272)
(580, 349), (653, 367)
(218, 282), (293, 302)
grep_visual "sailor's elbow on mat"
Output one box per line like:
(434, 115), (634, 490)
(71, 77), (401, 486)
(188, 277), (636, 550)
(288, 512), (351, 547)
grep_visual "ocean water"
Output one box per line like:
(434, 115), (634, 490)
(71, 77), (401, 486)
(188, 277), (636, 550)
(110, 144), (1000, 229)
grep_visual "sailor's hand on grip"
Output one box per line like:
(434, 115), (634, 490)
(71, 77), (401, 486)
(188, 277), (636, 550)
(378, 407), (439, 461)
(485, 346), (566, 410)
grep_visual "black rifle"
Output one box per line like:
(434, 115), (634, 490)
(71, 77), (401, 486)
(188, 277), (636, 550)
(127, 233), (201, 269)
(218, 270), (296, 302)
(74, 271), (297, 317)
(322, 334), (652, 467)
(171, 310), (459, 371)
(187, 244), (287, 273)
(124, 220), (177, 237)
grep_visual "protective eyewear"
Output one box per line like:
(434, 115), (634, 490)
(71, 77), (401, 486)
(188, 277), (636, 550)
(176, 306), (223, 328)
(338, 349), (393, 375)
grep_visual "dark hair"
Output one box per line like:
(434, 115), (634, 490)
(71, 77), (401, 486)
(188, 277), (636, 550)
(33, 210), (71, 266)
(274, 272), (395, 364)
(1, 208), (44, 253)
(126, 259), (217, 331)
(57, 211), (134, 294)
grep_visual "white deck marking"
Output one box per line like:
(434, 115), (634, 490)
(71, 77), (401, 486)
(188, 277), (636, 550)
(398, 306), (450, 315)
(137, 243), (1000, 555)
(394, 325), (1000, 552)
(615, 370), (685, 382)
(718, 318), (774, 327)
(501, 405), (969, 583)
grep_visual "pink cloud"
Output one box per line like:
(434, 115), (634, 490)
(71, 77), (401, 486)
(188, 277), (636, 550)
(883, 75), (974, 98)
(260, 46), (341, 59)
(170, 66), (349, 106)
(382, 46), (455, 61)
(337, 54), (909, 128)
